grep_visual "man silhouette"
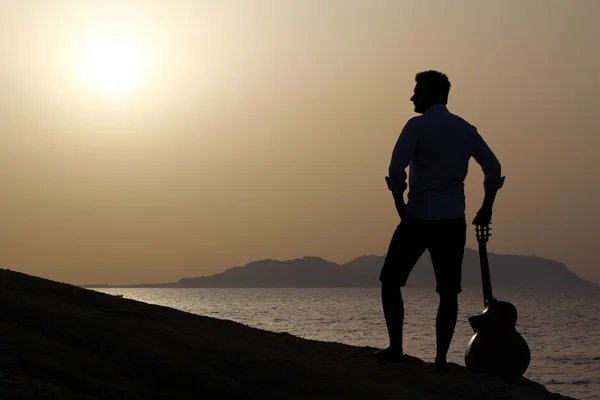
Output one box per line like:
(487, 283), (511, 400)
(374, 70), (505, 370)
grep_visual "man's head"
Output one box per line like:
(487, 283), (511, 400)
(410, 70), (451, 114)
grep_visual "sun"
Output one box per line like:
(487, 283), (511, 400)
(79, 36), (148, 93)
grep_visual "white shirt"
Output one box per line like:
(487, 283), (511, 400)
(388, 104), (505, 220)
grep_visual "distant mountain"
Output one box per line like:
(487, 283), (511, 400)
(87, 249), (599, 292)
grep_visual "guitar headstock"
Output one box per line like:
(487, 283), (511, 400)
(475, 224), (492, 243)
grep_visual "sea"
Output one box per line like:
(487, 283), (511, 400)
(93, 287), (600, 400)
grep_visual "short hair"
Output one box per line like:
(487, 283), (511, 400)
(415, 70), (451, 103)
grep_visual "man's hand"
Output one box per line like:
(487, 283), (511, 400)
(386, 176), (407, 220)
(385, 176), (393, 191)
(472, 206), (492, 226)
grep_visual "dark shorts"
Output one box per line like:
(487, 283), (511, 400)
(379, 214), (466, 294)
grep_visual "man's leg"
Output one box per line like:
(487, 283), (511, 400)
(435, 292), (459, 369)
(429, 217), (466, 369)
(381, 281), (404, 352)
(375, 216), (426, 361)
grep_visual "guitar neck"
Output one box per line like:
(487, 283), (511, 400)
(478, 240), (494, 306)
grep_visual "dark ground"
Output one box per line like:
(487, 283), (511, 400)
(0, 269), (578, 399)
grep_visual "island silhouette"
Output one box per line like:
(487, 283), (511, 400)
(84, 249), (599, 292)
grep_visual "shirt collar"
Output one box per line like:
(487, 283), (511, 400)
(424, 104), (449, 114)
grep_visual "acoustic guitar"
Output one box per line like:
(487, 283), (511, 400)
(464, 224), (531, 382)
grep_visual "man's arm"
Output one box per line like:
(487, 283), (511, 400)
(470, 125), (505, 225)
(386, 119), (419, 218)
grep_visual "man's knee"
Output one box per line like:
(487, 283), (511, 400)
(381, 280), (399, 290)
(435, 281), (462, 297)
(438, 291), (459, 304)
(381, 281), (402, 300)
(379, 265), (410, 289)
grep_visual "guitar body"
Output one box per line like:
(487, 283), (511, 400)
(465, 299), (531, 382)
(465, 224), (531, 382)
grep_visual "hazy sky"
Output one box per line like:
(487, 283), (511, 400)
(1, 1), (599, 285)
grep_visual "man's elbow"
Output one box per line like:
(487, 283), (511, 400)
(483, 160), (505, 191)
(388, 179), (407, 194)
(484, 173), (505, 192)
(387, 170), (407, 193)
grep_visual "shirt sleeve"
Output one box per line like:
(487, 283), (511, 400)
(388, 118), (419, 195)
(470, 125), (505, 192)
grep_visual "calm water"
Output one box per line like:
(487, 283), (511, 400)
(94, 287), (600, 400)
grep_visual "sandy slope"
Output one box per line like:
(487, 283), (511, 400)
(0, 269), (577, 400)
